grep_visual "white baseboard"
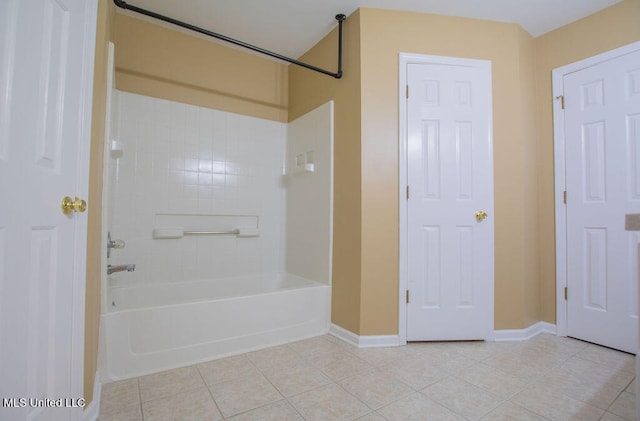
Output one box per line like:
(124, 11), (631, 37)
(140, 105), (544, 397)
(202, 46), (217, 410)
(494, 321), (557, 342)
(83, 372), (101, 421)
(330, 324), (400, 348)
(331, 322), (556, 346)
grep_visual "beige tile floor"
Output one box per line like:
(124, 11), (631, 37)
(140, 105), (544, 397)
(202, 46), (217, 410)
(99, 333), (636, 421)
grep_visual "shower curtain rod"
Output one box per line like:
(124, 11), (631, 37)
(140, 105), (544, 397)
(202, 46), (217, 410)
(113, 0), (346, 79)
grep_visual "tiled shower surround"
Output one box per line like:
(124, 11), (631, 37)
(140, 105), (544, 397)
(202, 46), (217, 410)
(108, 92), (287, 286)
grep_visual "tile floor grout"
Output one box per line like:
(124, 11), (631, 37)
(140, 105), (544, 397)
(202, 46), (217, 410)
(603, 378), (635, 415)
(198, 367), (226, 418)
(99, 333), (637, 421)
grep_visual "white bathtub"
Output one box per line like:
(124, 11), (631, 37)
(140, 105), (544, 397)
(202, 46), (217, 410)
(100, 273), (330, 381)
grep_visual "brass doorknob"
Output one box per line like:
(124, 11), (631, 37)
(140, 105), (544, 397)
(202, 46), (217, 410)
(475, 210), (488, 222)
(61, 196), (87, 215)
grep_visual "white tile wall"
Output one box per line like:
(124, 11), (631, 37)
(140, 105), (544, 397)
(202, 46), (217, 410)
(108, 92), (286, 286)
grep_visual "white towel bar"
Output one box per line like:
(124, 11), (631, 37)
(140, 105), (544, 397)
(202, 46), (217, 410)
(183, 229), (239, 235)
(152, 227), (259, 239)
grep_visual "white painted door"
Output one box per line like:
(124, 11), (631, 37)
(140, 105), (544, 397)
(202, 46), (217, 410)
(0, 0), (96, 420)
(564, 48), (640, 354)
(406, 57), (494, 341)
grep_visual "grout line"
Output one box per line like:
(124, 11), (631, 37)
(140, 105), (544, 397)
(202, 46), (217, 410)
(196, 365), (226, 420)
(136, 377), (144, 421)
(602, 376), (636, 417)
(283, 395), (308, 421)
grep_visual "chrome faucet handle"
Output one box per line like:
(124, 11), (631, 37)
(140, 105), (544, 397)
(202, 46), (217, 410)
(107, 232), (126, 258)
(111, 239), (125, 248)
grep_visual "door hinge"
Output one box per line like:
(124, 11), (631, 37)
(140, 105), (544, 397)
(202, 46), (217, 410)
(406, 85), (409, 99)
(564, 287), (568, 301)
(556, 95), (565, 110)
(563, 190), (567, 204)
(406, 289), (410, 303)
(406, 185), (410, 200)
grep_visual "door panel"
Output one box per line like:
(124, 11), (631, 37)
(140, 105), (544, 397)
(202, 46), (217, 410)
(565, 49), (640, 354)
(0, 0), (95, 419)
(406, 59), (493, 341)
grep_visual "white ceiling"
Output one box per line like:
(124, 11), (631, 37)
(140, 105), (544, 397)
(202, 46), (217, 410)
(121, 0), (623, 59)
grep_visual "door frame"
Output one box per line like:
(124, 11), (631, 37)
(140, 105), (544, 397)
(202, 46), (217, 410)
(71, 0), (100, 414)
(553, 40), (640, 337)
(70, 0), (99, 416)
(398, 52), (495, 344)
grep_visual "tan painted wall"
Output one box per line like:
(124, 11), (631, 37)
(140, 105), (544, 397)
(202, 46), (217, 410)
(85, 0), (114, 405)
(85, 5), (640, 396)
(518, 28), (541, 329)
(290, 8), (541, 334)
(359, 9), (540, 333)
(113, 14), (289, 122)
(289, 11), (363, 334)
(356, 1), (640, 333)
(534, 0), (640, 323)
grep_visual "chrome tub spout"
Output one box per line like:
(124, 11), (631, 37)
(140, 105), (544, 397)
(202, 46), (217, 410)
(107, 264), (136, 275)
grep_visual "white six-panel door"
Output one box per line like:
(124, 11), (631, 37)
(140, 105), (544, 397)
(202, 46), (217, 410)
(560, 46), (640, 354)
(0, 0), (96, 420)
(403, 56), (494, 341)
